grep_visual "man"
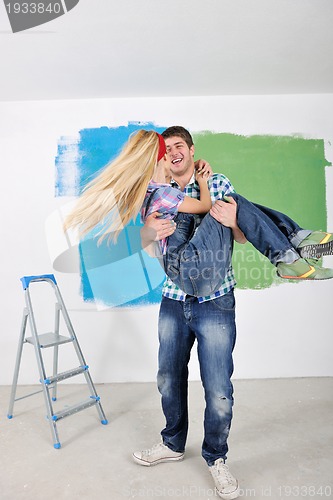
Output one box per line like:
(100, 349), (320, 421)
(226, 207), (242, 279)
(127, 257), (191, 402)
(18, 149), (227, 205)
(133, 126), (245, 500)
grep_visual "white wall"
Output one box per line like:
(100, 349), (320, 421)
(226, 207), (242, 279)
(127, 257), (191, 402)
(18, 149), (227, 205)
(0, 94), (332, 385)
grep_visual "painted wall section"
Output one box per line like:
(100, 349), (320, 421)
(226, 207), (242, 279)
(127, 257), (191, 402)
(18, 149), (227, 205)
(56, 126), (330, 302)
(196, 133), (330, 289)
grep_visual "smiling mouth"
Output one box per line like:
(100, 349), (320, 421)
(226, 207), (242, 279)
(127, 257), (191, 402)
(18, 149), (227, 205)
(171, 158), (183, 165)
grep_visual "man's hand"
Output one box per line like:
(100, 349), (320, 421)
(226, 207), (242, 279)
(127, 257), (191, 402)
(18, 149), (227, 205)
(210, 197), (247, 244)
(141, 212), (176, 243)
(210, 197), (237, 228)
(140, 212), (177, 257)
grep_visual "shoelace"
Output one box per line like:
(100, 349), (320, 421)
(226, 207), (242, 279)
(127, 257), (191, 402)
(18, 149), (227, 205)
(143, 443), (164, 457)
(211, 461), (234, 486)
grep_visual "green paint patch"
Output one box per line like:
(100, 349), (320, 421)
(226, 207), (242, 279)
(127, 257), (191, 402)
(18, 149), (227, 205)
(193, 132), (331, 289)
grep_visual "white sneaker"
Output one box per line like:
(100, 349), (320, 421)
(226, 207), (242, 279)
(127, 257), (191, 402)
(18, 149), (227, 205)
(132, 442), (184, 466)
(209, 458), (240, 499)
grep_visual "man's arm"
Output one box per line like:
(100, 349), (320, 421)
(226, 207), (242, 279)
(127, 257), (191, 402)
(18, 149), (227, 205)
(210, 198), (247, 244)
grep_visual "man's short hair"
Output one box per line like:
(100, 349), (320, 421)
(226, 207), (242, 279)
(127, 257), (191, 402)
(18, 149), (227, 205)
(162, 126), (194, 148)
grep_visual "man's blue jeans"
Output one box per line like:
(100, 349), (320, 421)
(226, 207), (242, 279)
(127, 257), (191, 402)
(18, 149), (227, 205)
(158, 292), (236, 465)
(164, 193), (310, 297)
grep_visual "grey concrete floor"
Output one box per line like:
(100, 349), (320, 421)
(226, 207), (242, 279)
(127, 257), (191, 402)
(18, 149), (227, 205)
(0, 378), (332, 500)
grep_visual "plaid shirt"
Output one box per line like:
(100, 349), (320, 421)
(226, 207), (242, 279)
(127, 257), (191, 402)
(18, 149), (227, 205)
(141, 181), (186, 254)
(162, 173), (237, 303)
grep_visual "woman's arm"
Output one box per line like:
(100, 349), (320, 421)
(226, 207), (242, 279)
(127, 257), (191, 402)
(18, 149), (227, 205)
(178, 173), (212, 215)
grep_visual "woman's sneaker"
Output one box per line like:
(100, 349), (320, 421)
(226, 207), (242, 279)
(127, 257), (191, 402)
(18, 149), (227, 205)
(209, 458), (240, 500)
(277, 258), (333, 280)
(132, 442), (184, 466)
(298, 231), (333, 259)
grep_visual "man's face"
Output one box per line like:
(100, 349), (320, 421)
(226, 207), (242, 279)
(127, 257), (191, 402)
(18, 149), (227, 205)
(165, 136), (195, 178)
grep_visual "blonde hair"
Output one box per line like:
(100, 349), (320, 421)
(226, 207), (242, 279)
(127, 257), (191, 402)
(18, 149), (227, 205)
(64, 129), (159, 243)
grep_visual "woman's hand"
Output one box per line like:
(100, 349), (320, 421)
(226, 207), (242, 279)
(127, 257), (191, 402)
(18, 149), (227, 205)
(194, 159), (213, 178)
(195, 165), (211, 185)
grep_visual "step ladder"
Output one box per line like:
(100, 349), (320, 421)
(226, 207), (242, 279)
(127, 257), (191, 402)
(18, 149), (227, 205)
(7, 274), (108, 448)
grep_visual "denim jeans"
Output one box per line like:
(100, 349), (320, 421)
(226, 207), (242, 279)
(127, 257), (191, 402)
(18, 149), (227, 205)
(164, 194), (309, 297)
(158, 292), (236, 465)
(232, 193), (311, 263)
(164, 212), (234, 297)
(248, 198), (311, 248)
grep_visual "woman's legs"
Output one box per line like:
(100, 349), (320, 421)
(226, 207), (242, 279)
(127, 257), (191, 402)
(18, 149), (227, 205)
(165, 194), (303, 296)
(228, 193), (333, 280)
(163, 195), (333, 296)
(229, 193), (300, 265)
(250, 201), (311, 247)
(164, 213), (233, 296)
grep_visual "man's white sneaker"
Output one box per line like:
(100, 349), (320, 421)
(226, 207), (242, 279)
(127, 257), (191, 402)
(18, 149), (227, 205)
(132, 442), (184, 467)
(209, 458), (240, 500)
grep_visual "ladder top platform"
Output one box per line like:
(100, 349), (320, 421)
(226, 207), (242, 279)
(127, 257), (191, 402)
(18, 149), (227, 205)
(20, 275), (57, 290)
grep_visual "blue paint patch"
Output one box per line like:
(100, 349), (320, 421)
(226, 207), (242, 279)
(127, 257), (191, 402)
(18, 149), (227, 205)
(56, 122), (167, 196)
(56, 122), (167, 308)
(55, 136), (80, 197)
(81, 250), (161, 308)
(78, 217), (166, 308)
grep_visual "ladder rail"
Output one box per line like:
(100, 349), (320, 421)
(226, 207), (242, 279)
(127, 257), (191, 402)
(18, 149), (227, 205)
(24, 286), (61, 447)
(7, 308), (29, 418)
(51, 303), (61, 401)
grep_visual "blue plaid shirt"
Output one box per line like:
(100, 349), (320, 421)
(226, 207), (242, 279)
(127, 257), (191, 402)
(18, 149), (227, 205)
(162, 173), (237, 303)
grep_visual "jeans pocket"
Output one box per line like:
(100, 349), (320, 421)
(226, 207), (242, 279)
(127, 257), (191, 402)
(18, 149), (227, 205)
(210, 291), (235, 312)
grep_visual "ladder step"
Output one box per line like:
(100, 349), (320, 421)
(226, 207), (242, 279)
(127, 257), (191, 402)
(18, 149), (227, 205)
(42, 365), (89, 385)
(26, 332), (73, 348)
(52, 396), (100, 421)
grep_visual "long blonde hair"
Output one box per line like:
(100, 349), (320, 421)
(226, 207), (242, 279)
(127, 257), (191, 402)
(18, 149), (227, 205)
(64, 129), (159, 243)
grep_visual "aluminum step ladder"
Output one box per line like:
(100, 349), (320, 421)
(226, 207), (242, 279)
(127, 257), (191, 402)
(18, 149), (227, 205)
(7, 274), (108, 448)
